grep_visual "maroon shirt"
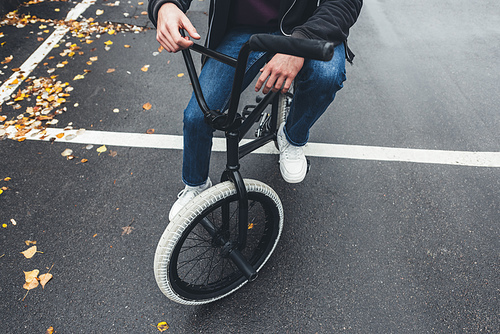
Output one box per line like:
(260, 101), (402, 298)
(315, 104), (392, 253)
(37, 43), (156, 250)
(231, 0), (281, 28)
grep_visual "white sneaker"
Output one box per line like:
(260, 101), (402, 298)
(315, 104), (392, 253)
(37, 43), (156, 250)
(168, 178), (212, 221)
(277, 123), (307, 183)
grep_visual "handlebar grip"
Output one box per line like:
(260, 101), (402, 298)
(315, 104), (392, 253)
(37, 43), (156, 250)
(248, 34), (334, 61)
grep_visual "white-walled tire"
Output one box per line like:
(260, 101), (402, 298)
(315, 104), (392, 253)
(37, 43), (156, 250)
(154, 179), (283, 305)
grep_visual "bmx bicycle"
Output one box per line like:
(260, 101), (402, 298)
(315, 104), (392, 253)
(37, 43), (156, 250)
(154, 33), (334, 305)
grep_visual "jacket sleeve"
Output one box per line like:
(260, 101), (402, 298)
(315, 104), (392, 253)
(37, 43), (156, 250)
(147, 0), (192, 27)
(291, 0), (363, 45)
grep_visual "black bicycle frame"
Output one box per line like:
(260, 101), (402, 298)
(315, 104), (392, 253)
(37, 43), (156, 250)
(180, 42), (281, 281)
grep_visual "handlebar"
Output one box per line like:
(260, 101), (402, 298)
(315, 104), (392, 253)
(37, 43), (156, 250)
(248, 34), (334, 61)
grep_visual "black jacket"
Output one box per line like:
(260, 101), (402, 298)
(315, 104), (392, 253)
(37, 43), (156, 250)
(148, 0), (362, 58)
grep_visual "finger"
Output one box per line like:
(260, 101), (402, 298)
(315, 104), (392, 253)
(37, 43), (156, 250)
(273, 76), (286, 93)
(262, 77), (275, 94)
(281, 77), (293, 94)
(181, 17), (201, 40)
(255, 67), (269, 92)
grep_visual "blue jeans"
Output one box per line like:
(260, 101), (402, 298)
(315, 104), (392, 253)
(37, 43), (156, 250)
(182, 28), (346, 186)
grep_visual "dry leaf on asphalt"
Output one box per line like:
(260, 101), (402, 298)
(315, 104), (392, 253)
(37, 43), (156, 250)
(24, 269), (39, 284)
(97, 145), (107, 155)
(46, 326), (54, 334)
(142, 102), (152, 110)
(39, 273), (53, 288)
(121, 226), (134, 235)
(157, 322), (169, 331)
(21, 246), (38, 259)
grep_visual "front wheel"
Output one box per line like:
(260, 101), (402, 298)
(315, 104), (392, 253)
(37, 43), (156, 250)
(154, 179), (283, 305)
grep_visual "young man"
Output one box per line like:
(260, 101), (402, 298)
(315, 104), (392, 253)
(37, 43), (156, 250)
(148, 0), (363, 220)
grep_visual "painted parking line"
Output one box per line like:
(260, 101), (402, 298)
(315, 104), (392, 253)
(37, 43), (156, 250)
(7, 126), (500, 168)
(0, 0), (95, 103)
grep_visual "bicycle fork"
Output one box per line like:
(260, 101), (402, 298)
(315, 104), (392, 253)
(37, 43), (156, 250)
(209, 130), (258, 282)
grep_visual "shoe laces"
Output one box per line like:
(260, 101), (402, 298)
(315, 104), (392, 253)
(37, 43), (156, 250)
(281, 141), (303, 161)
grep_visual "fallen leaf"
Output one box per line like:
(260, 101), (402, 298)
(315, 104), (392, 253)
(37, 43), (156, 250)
(121, 226), (134, 235)
(73, 74), (85, 80)
(10, 218), (16, 225)
(46, 326), (54, 334)
(106, 68), (115, 73)
(1, 55), (13, 64)
(90, 56), (98, 62)
(97, 145), (107, 155)
(61, 148), (73, 157)
(141, 65), (149, 72)
(142, 102), (152, 110)
(25, 240), (37, 246)
(80, 159), (88, 163)
(109, 150), (117, 157)
(124, 44), (131, 48)
(157, 322), (169, 331)
(104, 40), (113, 46)
(39, 273), (53, 288)
(24, 269), (40, 283)
(56, 133), (64, 139)
(21, 246), (37, 259)
(177, 73), (184, 77)
(146, 128), (155, 134)
(23, 278), (39, 290)
(96, 9), (104, 15)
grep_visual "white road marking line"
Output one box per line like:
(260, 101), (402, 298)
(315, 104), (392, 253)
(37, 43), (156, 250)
(0, 0), (94, 104)
(8, 127), (500, 168)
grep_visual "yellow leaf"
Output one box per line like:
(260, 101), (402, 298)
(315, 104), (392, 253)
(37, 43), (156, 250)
(24, 269), (40, 283)
(73, 74), (85, 80)
(157, 322), (169, 331)
(56, 133), (64, 139)
(104, 40), (113, 46)
(2, 223), (6, 228)
(108, 29), (115, 35)
(141, 65), (149, 72)
(46, 327), (55, 334)
(142, 102), (152, 110)
(21, 246), (37, 259)
(23, 278), (39, 290)
(124, 45), (131, 48)
(97, 145), (107, 154)
(25, 240), (37, 246)
(39, 273), (53, 288)
(86, 39), (94, 44)
(177, 73), (185, 77)
(90, 56), (98, 62)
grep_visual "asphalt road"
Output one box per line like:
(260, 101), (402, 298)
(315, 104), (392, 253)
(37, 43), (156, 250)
(1, 0), (499, 333)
